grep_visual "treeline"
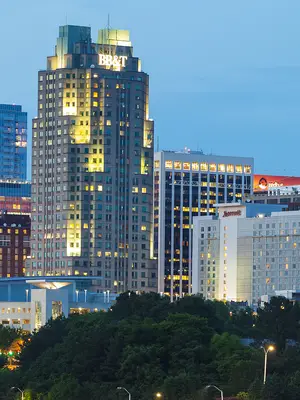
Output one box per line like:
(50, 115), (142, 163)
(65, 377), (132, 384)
(1, 293), (300, 399)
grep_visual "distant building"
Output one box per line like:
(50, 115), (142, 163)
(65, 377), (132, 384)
(0, 213), (30, 278)
(191, 203), (300, 307)
(0, 104), (27, 180)
(0, 180), (31, 214)
(253, 174), (300, 211)
(0, 277), (116, 332)
(154, 150), (254, 300)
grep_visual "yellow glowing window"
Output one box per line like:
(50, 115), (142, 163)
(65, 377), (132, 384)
(132, 187), (138, 193)
(218, 164), (225, 172)
(200, 162), (208, 171)
(266, 278), (270, 284)
(93, 92), (98, 98)
(106, 120), (112, 126)
(286, 264), (289, 269)
(192, 162), (199, 171)
(105, 252), (112, 257)
(98, 185), (103, 192)
(209, 163), (217, 172)
(141, 226), (147, 231)
(97, 251), (102, 257)
(74, 270), (79, 276)
(83, 223), (88, 229)
(165, 161), (173, 169)
(93, 101), (98, 107)
(183, 162), (190, 170)
(244, 165), (251, 174)
(235, 165), (242, 173)
(85, 185), (89, 191)
(142, 188), (147, 193)
(294, 243), (297, 248)
(174, 161), (182, 170)
(227, 164), (234, 173)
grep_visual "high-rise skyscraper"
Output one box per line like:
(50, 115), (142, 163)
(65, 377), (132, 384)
(0, 104), (27, 180)
(154, 150), (254, 300)
(29, 25), (156, 292)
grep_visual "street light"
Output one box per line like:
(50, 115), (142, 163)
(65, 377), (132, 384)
(117, 386), (131, 400)
(205, 385), (223, 400)
(262, 345), (275, 384)
(11, 387), (24, 400)
(156, 393), (162, 398)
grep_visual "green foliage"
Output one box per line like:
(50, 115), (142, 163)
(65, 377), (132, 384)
(0, 294), (300, 399)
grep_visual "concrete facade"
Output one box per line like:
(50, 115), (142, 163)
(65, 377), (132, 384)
(192, 204), (300, 306)
(29, 25), (156, 293)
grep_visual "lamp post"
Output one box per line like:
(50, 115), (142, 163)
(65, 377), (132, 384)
(263, 345), (275, 384)
(205, 385), (223, 400)
(155, 393), (162, 398)
(11, 387), (24, 400)
(117, 386), (131, 400)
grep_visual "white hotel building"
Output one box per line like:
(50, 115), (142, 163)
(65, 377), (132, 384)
(192, 203), (300, 306)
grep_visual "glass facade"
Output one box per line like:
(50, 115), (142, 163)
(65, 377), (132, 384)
(155, 152), (254, 299)
(0, 105), (27, 180)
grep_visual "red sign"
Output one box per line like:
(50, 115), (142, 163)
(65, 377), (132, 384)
(223, 210), (242, 218)
(254, 175), (300, 193)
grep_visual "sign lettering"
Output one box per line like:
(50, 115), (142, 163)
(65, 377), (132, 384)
(222, 210), (242, 218)
(99, 54), (128, 68)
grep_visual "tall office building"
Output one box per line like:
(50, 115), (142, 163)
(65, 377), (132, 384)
(0, 104), (27, 180)
(154, 150), (254, 300)
(29, 25), (156, 292)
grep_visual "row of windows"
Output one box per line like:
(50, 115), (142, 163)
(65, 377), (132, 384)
(156, 160), (252, 173)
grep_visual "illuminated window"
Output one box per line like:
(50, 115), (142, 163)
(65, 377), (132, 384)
(286, 264), (289, 270)
(90, 185), (94, 191)
(132, 187), (138, 193)
(85, 185), (89, 191)
(200, 162), (208, 171)
(266, 278), (270, 284)
(174, 161), (182, 170)
(98, 185), (103, 192)
(244, 165), (251, 174)
(227, 164), (234, 173)
(97, 251), (102, 257)
(141, 226), (147, 231)
(93, 101), (98, 107)
(155, 160), (160, 168)
(218, 164), (225, 172)
(165, 161), (173, 169)
(294, 243), (297, 248)
(209, 163), (217, 172)
(183, 162), (190, 171)
(142, 188), (147, 193)
(93, 92), (98, 98)
(235, 165), (242, 173)
(106, 120), (112, 126)
(83, 223), (88, 229)
(192, 162), (199, 171)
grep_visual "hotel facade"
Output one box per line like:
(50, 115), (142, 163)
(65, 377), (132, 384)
(192, 203), (300, 306)
(29, 25), (156, 292)
(154, 151), (254, 300)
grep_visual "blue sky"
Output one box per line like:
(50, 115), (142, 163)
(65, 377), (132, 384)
(1, 0), (300, 177)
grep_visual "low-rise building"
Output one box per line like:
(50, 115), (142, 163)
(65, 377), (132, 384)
(0, 276), (116, 331)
